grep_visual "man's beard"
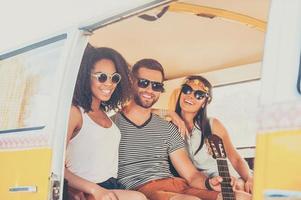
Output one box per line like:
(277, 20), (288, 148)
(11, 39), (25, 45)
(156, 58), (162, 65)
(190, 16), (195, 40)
(134, 92), (159, 109)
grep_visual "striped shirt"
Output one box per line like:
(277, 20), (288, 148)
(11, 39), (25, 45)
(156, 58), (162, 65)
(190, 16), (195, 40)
(115, 112), (185, 189)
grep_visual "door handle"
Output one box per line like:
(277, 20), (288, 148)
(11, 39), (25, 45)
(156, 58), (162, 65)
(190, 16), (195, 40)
(297, 51), (301, 95)
(9, 186), (37, 193)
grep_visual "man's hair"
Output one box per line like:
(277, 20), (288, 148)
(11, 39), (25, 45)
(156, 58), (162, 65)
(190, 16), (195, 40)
(72, 44), (132, 112)
(132, 58), (165, 81)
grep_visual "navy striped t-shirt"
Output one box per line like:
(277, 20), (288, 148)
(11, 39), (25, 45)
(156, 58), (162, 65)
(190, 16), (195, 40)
(115, 112), (185, 189)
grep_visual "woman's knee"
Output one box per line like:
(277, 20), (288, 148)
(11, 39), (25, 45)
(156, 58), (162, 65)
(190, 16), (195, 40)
(133, 191), (148, 200)
(114, 190), (147, 200)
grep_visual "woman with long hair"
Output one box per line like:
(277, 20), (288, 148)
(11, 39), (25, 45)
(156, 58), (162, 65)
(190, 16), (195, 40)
(64, 44), (146, 200)
(159, 75), (253, 194)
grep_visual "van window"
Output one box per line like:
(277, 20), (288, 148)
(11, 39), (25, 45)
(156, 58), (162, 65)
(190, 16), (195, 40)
(0, 34), (67, 134)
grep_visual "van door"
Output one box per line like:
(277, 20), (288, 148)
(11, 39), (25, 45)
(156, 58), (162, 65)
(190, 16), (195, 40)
(0, 29), (88, 200)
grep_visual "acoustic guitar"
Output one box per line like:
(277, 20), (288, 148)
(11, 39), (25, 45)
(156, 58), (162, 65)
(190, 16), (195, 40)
(207, 134), (235, 200)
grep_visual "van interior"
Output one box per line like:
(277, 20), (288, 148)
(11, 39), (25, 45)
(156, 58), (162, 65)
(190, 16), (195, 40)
(0, 0), (273, 199)
(86, 0), (270, 169)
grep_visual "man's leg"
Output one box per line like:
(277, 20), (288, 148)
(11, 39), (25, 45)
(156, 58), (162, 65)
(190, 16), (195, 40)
(146, 190), (200, 200)
(182, 187), (219, 200)
(85, 190), (147, 200)
(135, 177), (205, 200)
(136, 178), (200, 200)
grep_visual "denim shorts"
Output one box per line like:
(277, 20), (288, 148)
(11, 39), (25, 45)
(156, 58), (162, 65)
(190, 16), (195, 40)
(97, 177), (121, 190)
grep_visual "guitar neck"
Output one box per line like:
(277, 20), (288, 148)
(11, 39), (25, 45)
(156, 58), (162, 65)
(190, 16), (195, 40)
(217, 159), (235, 200)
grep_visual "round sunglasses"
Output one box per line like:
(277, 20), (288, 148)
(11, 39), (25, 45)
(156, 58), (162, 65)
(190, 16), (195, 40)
(181, 84), (209, 100)
(137, 78), (164, 92)
(91, 72), (121, 84)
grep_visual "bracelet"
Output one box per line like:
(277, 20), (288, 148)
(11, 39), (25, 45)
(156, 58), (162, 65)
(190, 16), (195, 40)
(205, 178), (213, 191)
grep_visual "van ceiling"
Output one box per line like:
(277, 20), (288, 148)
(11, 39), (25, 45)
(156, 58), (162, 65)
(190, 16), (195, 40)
(89, 0), (270, 80)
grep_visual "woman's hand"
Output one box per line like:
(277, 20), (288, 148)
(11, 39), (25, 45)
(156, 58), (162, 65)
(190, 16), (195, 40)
(230, 176), (237, 190)
(208, 176), (237, 192)
(68, 186), (87, 200)
(235, 176), (253, 194)
(216, 188), (252, 200)
(234, 190), (252, 200)
(208, 176), (223, 192)
(214, 177), (252, 200)
(168, 111), (189, 139)
(89, 188), (118, 200)
(244, 176), (253, 194)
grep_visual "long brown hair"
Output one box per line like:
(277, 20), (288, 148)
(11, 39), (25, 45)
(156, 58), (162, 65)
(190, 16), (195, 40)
(175, 75), (213, 154)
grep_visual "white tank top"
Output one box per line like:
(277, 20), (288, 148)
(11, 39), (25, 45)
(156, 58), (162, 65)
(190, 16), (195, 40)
(186, 120), (239, 178)
(65, 108), (121, 183)
(186, 120), (219, 177)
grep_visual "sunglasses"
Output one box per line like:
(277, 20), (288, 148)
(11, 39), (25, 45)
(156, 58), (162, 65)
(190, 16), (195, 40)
(181, 84), (209, 100)
(137, 78), (164, 92)
(91, 72), (121, 84)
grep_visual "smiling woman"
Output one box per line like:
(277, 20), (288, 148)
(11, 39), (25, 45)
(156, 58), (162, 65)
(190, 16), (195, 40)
(64, 44), (147, 200)
(169, 76), (254, 193)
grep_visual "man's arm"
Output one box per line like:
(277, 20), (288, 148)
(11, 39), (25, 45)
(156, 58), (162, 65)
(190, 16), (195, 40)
(169, 148), (222, 191)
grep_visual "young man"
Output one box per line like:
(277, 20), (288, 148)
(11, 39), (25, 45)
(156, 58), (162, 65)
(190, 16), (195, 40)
(114, 59), (222, 200)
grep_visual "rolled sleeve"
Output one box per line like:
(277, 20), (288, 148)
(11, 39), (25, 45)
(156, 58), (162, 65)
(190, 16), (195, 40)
(167, 123), (186, 154)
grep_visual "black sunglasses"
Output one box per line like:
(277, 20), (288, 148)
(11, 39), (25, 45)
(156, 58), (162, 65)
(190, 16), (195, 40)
(91, 72), (121, 84)
(181, 84), (209, 100)
(137, 78), (164, 92)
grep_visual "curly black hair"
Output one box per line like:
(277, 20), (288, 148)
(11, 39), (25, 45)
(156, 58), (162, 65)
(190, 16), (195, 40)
(72, 44), (132, 112)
